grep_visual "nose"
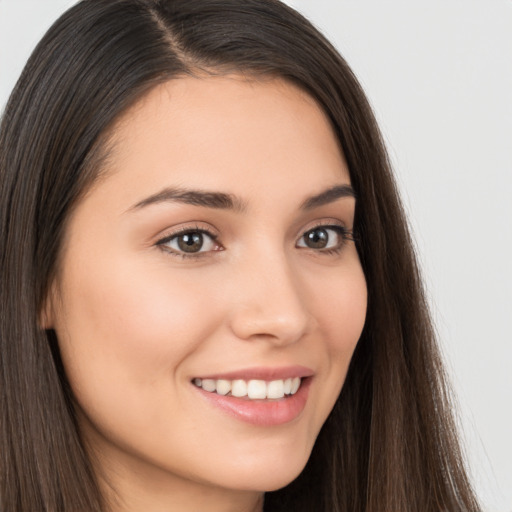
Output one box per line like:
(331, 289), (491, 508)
(227, 251), (314, 346)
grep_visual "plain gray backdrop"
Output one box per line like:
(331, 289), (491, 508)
(0, 1), (511, 510)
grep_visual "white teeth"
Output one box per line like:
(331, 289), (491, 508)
(291, 377), (301, 394)
(247, 380), (267, 399)
(267, 379), (285, 399)
(215, 379), (231, 396)
(202, 379), (216, 392)
(231, 379), (248, 397)
(193, 377), (303, 399)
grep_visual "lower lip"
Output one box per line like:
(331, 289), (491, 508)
(193, 378), (312, 426)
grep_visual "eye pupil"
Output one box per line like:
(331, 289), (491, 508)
(305, 228), (328, 249)
(177, 232), (203, 253)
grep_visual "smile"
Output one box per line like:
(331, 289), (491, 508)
(193, 377), (302, 400)
(191, 369), (313, 426)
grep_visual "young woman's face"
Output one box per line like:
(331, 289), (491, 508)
(47, 76), (367, 507)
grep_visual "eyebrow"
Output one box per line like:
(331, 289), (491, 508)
(300, 184), (356, 210)
(129, 188), (247, 213)
(128, 183), (355, 213)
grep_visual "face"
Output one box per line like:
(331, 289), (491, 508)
(47, 76), (367, 507)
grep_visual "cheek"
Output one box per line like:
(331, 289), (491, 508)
(54, 254), (223, 396)
(52, 254), (233, 468)
(314, 264), (367, 355)
(308, 263), (367, 411)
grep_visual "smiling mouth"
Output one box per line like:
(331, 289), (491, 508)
(192, 377), (302, 400)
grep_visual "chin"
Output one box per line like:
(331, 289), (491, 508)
(214, 448), (311, 493)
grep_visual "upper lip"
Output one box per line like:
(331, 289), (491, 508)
(194, 365), (314, 381)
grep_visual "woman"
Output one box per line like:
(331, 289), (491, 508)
(0, 0), (480, 511)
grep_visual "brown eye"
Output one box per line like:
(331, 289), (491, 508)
(177, 232), (204, 253)
(158, 229), (219, 256)
(297, 225), (348, 251)
(303, 228), (329, 249)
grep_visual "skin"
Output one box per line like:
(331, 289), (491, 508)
(46, 76), (367, 512)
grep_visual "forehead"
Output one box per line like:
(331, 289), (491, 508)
(95, 75), (350, 206)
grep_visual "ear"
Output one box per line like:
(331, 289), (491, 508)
(39, 284), (56, 330)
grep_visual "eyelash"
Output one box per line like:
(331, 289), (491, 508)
(299, 222), (355, 256)
(155, 223), (355, 260)
(156, 225), (221, 260)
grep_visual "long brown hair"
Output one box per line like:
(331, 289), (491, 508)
(0, 1), (480, 510)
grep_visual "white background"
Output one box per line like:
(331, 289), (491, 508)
(0, 1), (510, 510)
